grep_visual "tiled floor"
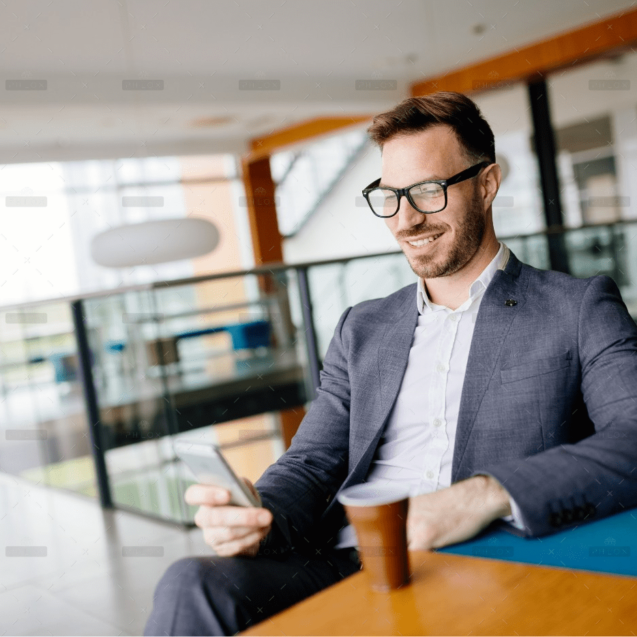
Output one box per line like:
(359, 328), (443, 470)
(0, 471), (210, 636)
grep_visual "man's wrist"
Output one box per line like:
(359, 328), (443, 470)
(471, 474), (512, 519)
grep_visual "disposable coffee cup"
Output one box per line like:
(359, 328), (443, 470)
(337, 483), (411, 592)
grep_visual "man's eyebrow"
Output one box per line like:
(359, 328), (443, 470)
(379, 175), (444, 188)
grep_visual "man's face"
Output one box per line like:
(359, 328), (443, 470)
(380, 125), (490, 280)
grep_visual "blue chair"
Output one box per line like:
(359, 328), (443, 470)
(175, 320), (271, 351)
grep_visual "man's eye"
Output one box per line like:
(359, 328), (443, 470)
(412, 185), (442, 197)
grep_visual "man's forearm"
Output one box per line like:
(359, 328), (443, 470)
(406, 474), (516, 550)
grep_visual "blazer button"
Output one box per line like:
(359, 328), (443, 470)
(584, 502), (597, 517)
(563, 509), (574, 523)
(549, 512), (563, 527)
(573, 505), (586, 520)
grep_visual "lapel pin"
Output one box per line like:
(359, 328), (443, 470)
(504, 299), (517, 307)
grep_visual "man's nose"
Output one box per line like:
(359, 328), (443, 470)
(394, 195), (426, 233)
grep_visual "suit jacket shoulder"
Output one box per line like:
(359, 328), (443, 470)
(346, 282), (417, 321)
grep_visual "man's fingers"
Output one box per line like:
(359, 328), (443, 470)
(212, 530), (266, 557)
(185, 483), (231, 506)
(203, 524), (262, 544)
(194, 504), (272, 529)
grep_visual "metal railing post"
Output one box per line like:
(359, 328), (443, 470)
(296, 267), (322, 400)
(71, 300), (113, 508)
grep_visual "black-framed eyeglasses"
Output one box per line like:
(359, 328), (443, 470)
(362, 161), (491, 218)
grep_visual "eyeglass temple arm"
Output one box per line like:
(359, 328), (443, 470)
(362, 178), (381, 194)
(445, 161), (491, 186)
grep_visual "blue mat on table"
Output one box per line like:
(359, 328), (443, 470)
(437, 508), (637, 578)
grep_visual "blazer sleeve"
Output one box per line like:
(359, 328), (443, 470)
(470, 275), (637, 538)
(254, 306), (353, 555)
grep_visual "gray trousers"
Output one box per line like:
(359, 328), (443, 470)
(143, 547), (361, 636)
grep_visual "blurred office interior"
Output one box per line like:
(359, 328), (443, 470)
(1, 1), (637, 634)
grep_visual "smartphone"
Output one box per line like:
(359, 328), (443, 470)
(174, 439), (261, 508)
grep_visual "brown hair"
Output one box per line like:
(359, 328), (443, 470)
(367, 91), (495, 165)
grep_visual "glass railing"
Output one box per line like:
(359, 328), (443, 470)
(306, 221), (637, 358)
(77, 268), (308, 522)
(0, 302), (96, 495)
(2, 219), (637, 525)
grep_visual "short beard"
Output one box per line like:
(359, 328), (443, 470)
(403, 188), (486, 280)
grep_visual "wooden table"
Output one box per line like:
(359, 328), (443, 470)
(241, 549), (637, 635)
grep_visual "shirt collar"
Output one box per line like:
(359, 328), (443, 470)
(417, 241), (510, 315)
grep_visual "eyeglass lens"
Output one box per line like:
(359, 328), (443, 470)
(367, 182), (446, 216)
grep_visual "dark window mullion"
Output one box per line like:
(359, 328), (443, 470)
(528, 79), (571, 274)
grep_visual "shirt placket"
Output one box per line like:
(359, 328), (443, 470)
(425, 308), (460, 489)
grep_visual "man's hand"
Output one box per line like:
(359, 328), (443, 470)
(185, 477), (273, 558)
(406, 475), (512, 551)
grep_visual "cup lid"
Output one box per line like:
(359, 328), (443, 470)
(337, 483), (410, 507)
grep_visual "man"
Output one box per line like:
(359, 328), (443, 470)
(145, 92), (637, 636)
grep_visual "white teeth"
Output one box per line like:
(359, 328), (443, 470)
(408, 233), (441, 247)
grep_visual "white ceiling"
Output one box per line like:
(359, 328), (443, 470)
(0, 0), (634, 163)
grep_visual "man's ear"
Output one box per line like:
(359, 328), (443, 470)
(483, 163), (502, 209)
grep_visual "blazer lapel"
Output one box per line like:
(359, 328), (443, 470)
(320, 283), (418, 538)
(451, 249), (528, 482)
(347, 284), (419, 475)
(377, 290), (421, 428)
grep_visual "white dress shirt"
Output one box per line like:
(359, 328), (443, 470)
(334, 241), (526, 550)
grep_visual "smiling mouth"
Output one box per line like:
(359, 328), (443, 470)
(406, 232), (443, 247)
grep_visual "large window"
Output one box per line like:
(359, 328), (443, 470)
(0, 153), (258, 504)
(548, 49), (637, 305)
(0, 154), (243, 306)
(549, 51), (637, 229)
(473, 84), (545, 238)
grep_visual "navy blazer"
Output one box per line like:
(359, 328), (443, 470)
(255, 249), (637, 556)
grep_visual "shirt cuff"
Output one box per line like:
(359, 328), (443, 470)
(500, 495), (526, 530)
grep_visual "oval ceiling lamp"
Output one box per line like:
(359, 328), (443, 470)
(90, 217), (220, 268)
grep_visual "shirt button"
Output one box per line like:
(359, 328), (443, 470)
(436, 362), (446, 374)
(448, 314), (459, 322)
(426, 470), (434, 479)
(433, 418), (442, 428)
